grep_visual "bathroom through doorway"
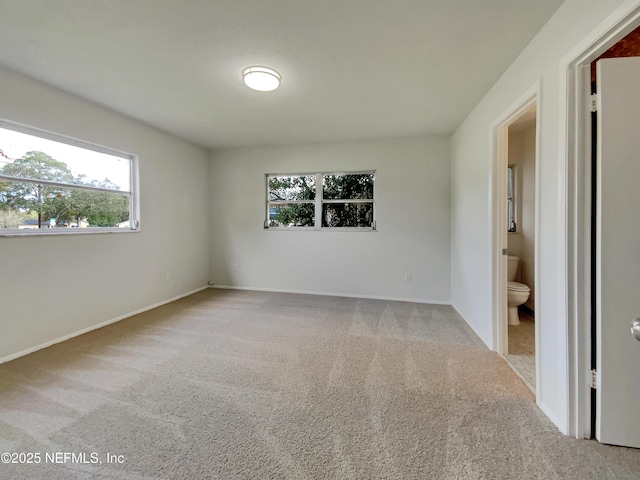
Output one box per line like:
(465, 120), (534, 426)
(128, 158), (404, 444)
(504, 106), (537, 391)
(490, 84), (540, 397)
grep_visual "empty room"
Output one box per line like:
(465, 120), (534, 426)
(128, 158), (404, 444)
(1, 1), (639, 478)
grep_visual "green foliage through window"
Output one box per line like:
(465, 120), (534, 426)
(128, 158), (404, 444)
(268, 176), (315, 201)
(266, 172), (375, 229)
(322, 203), (373, 228)
(323, 174), (374, 200)
(0, 124), (134, 232)
(269, 203), (315, 227)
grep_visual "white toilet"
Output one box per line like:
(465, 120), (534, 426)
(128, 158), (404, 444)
(507, 256), (530, 326)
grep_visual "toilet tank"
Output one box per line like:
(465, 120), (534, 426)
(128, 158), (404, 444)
(507, 256), (519, 281)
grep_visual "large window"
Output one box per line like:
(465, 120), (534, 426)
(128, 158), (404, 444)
(0, 121), (138, 234)
(266, 171), (375, 230)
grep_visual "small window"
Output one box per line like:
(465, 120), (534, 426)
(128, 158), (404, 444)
(0, 121), (138, 234)
(267, 175), (316, 227)
(266, 171), (375, 230)
(507, 165), (516, 232)
(322, 173), (374, 227)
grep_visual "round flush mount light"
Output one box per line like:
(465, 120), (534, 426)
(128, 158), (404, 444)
(242, 66), (281, 92)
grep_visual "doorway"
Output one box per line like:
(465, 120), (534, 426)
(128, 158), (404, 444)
(504, 107), (537, 391)
(490, 84), (540, 397)
(589, 25), (640, 443)
(565, 4), (640, 445)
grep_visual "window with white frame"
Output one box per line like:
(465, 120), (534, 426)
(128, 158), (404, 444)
(266, 171), (375, 230)
(507, 165), (516, 232)
(0, 121), (138, 234)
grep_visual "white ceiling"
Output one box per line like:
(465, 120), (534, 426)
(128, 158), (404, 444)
(0, 1), (563, 149)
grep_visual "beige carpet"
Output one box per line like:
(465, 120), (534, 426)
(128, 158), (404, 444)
(0, 289), (639, 479)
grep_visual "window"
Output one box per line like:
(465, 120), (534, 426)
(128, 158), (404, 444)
(0, 120), (138, 234)
(266, 171), (375, 230)
(507, 165), (516, 232)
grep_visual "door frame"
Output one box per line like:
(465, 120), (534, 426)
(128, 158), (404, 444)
(490, 83), (541, 395)
(562, 0), (640, 439)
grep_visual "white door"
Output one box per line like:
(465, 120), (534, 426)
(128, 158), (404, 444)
(595, 57), (640, 448)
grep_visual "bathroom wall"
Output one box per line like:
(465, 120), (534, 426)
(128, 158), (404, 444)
(507, 121), (536, 310)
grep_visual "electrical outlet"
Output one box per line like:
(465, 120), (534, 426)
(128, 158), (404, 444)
(404, 272), (412, 282)
(232, 264), (238, 272)
(166, 272), (171, 281)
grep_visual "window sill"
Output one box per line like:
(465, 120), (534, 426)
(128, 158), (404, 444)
(0, 228), (140, 237)
(265, 227), (376, 232)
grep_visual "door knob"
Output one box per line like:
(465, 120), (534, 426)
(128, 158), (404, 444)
(632, 318), (640, 342)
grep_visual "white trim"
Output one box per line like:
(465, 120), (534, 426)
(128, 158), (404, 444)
(0, 118), (135, 160)
(267, 169), (376, 176)
(0, 174), (131, 195)
(0, 117), (140, 234)
(533, 92), (542, 410)
(489, 82), (542, 423)
(451, 302), (487, 344)
(562, 0), (640, 440)
(0, 228), (139, 237)
(322, 199), (373, 204)
(210, 284), (451, 305)
(315, 172), (323, 230)
(0, 286), (209, 365)
(266, 171), (376, 230)
(266, 227), (376, 232)
(489, 81), (541, 356)
(539, 401), (562, 431)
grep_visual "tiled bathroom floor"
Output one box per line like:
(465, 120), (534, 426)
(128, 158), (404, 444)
(505, 309), (535, 391)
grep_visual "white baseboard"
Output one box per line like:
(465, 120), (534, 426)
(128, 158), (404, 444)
(538, 400), (565, 435)
(211, 284), (451, 305)
(0, 286), (209, 365)
(450, 302), (492, 350)
(451, 305), (565, 436)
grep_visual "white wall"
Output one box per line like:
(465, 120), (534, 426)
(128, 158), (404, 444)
(210, 136), (450, 303)
(450, 0), (634, 433)
(0, 67), (210, 361)
(507, 123), (536, 309)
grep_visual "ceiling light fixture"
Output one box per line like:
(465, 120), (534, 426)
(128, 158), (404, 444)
(242, 66), (281, 92)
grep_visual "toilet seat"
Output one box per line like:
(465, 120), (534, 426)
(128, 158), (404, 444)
(507, 281), (530, 293)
